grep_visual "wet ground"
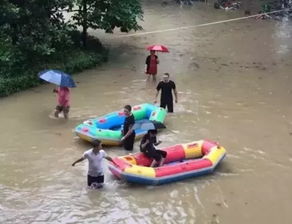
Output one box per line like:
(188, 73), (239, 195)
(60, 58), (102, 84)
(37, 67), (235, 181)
(1, 0), (292, 223)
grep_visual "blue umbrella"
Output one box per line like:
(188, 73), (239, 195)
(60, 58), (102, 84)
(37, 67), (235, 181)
(133, 120), (166, 131)
(38, 70), (76, 88)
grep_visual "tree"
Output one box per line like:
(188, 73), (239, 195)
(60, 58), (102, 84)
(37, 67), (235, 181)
(72, 0), (143, 47)
(0, 0), (74, 60)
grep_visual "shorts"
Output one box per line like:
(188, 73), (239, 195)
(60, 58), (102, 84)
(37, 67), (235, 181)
(87, 175), (104, 186)
(123, 133), (136, 151)
(145, 148), (167, 162)
(56, 105), (70, 113)
(160, 100), (173, 113)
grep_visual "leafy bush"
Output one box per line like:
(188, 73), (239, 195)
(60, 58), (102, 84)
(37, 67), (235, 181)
(0, 74), (39, 97)
(0, 37), (108, 97)
(0, 0), (142, 97)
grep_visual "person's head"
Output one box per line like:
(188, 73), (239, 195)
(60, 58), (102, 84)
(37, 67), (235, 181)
(124, 105), (132, 116)
(148, 129), (158, 137)
(92, 140), (102, 152)
(163, 73), (170, 82)
(150, 50), (155, 55)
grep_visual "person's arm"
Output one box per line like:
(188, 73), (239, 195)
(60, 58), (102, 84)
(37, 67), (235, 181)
(102, 151), (116, 165)
(154, 82), (161, 103)
(122, 124), (134, 140)
(145, 56), (150, 73)
(141, 139), (150, 149)
(154, 90), (160, 104)
(153, 136), (162, 146)
(145, 56), (149, 65)
(105, 156), (114, 163)
(154, 140), (162, 146)
(174, 89), (178, 103)
(72, 157), (85, 166)
(156, 55), (159, 64)
(173, 82), (178, 103)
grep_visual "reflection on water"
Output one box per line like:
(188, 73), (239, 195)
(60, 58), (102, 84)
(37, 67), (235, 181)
(1, 0), (292, 223)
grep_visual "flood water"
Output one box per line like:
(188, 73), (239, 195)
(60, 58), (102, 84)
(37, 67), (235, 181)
(1, 0), (292, 223)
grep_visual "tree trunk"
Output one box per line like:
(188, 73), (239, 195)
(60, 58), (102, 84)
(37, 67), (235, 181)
(82, 24), (88, 48)
(81, 0), (87, 48)
(11, 23), (18, 45)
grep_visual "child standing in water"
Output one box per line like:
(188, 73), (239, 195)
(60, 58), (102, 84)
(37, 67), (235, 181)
(145, 50), (159, 81)
(72, 140), (114, 189)
(53, 86), (70, 119)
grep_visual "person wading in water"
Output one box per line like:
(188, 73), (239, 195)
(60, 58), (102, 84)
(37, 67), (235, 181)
(72, 140), (114, 189)
(154, 73), (178, 113)
(121, 105), (136, 151)
(145, 50), (159, 81)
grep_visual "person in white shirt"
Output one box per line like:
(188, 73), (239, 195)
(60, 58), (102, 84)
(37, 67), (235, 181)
(72, 140), (114, 188)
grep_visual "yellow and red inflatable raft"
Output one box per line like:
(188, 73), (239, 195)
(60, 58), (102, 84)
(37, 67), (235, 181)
(109, 140), (226, 185)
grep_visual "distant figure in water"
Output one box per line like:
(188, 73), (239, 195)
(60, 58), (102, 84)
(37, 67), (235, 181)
(255, 3), (272, 20)
(154, 73), (178, 113)
(53, 86), (70, 119)
(140, 129), (167, 167)
(72, 140), (114, 189)
(145, 50), (159, 81)
(281, 0), (288, 8)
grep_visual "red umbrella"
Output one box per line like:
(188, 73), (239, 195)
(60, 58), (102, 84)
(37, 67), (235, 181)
(146, 45), (169, 53)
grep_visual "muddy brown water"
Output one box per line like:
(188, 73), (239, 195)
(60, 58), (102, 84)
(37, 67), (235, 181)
(1, 1), (292, 223)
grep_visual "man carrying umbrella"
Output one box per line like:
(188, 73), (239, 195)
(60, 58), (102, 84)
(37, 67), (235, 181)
(39, 69), (76, 119)
(154, 73), (178, 113)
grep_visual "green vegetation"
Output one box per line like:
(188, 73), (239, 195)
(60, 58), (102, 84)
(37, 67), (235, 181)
(72, 0), (143, 47)
(0, 0), (143, 97)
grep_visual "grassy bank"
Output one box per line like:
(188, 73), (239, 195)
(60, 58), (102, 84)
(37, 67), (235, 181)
(0, 35), (108, 97)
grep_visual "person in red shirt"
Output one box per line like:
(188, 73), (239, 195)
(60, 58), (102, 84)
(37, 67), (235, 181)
(53, 86), (70, 119)
(145, 50), (159, 81)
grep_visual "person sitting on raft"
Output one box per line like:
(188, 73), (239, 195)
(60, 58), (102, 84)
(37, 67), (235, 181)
(140, 129), (167, 167)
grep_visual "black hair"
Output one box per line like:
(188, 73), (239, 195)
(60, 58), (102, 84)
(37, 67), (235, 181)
(92, 139), (101, 147)
(148, 129), (158, 135)
(164, 73), (170, 77)
(124, 105), (132, 112)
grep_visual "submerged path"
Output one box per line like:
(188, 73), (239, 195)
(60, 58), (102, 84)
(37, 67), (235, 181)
(118, 9), (285, 37)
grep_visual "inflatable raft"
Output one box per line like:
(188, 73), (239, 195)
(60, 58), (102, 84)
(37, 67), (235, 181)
(109, 140), (226, 185)
(75, 103), (167, 145)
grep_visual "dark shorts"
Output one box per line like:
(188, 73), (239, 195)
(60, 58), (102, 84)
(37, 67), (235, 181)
(123, 133), (136, 151)
(145, 148), (167, 162)
(160, 100), (173, 113)
(87, 175), (104, 186)
(56, 105), (70, 113)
